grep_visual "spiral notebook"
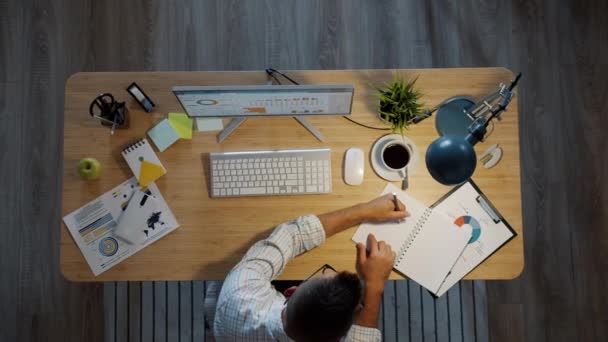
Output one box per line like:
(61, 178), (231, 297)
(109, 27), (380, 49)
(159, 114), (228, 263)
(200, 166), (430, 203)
(352, 183), (472, 295)
(121, 138), (167, 186)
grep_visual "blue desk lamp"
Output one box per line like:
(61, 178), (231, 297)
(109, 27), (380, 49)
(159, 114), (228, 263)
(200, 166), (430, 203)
(425, 73), (521, 185)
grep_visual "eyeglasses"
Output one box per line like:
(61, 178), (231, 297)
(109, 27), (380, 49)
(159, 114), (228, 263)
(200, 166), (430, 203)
(284, 264), (337, 304)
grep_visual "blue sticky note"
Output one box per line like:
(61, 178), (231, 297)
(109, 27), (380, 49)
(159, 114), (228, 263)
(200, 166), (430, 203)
(147, 118), (180, 152)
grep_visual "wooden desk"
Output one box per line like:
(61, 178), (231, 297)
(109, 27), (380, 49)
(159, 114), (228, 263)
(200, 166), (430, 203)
(61, 68), (523, 281)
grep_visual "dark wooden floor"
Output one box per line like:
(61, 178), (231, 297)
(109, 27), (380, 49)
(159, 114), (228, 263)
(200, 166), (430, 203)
(1, 0), (606, 341)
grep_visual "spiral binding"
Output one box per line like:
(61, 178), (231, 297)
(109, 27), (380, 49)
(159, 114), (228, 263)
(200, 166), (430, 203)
(123, 139), (145, 154)
(394, 208), (433, 267)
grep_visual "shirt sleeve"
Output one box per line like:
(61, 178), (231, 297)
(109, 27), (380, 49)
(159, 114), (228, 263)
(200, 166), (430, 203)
(343, 324), (382, 342)
(231, 214), (325, 282)
(214, 215), (326, 339)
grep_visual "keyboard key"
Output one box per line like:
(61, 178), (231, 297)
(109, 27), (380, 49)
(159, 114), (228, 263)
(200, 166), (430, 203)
(240, 187), (266, 195)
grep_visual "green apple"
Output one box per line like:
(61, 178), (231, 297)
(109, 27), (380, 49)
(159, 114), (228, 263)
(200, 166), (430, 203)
(78, 157), (101, 180)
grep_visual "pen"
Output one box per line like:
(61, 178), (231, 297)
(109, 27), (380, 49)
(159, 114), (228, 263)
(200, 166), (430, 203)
(110, 113), (118, 135)
(392, 192), (399, 211)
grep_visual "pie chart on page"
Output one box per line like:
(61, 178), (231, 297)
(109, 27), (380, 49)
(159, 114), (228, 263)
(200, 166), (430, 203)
(454, 215), (482, 244)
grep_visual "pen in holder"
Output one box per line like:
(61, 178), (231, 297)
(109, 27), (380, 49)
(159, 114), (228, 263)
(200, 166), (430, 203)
(89, 93), (129, 134)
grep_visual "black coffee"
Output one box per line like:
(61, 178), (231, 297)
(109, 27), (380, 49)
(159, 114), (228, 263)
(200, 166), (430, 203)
(382, 144), (410, 169)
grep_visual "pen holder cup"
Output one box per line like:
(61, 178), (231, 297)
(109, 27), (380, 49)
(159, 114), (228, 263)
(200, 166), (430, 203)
(100, 103), (129, 129)
(89, 93), (130, 129)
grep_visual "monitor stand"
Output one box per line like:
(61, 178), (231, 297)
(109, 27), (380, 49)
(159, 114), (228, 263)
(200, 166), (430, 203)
(217, 116), (324, 143)
(216, 81), (325, 143)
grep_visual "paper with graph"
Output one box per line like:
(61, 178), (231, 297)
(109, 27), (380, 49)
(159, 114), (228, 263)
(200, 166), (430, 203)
(62, 178), (178, 276)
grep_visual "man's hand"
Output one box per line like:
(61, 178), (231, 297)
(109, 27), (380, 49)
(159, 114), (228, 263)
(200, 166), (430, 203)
(356, 234), (396, 293)
(359, 194), (409, 222)
(354, 234), (396, 328)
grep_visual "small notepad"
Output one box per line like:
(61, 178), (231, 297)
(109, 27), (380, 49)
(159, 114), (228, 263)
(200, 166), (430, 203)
(121, 139), (167, 186)
(168, 112), (193, 139)
(196, 118), (224, 132)
(148, 119), (180, 152)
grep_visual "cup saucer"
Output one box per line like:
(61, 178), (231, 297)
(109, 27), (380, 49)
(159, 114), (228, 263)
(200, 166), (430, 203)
(370, 134), (421, 182)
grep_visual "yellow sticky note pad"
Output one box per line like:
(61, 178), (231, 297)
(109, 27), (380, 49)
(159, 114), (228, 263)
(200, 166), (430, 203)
(139, 160), (166, 186)
(168, 112), (193, 139)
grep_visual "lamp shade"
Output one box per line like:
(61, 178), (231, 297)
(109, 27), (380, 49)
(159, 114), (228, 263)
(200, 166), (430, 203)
(425, 135), (477, 185)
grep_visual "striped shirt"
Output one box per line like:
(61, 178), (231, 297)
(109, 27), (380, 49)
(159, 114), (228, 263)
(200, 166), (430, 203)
(212, 214), (381, 341)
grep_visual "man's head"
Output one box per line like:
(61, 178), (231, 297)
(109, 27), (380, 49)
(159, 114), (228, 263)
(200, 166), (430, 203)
(283, 271), (363, 342)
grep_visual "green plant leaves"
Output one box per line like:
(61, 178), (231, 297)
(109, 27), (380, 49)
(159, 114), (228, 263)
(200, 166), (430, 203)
(376, 75), (425, 132)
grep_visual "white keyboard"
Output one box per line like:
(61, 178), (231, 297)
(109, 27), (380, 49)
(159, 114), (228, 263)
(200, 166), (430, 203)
(209, 148), (332, 197)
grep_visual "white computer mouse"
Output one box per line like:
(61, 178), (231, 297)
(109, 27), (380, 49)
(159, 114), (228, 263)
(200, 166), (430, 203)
(344, 148), (365, 185)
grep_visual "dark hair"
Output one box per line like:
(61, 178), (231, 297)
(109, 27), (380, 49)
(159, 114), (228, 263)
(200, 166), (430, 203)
(286, 271), (363, 341)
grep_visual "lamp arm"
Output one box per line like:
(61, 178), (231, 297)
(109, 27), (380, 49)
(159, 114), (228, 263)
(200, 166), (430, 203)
(484, 72), (522, 127)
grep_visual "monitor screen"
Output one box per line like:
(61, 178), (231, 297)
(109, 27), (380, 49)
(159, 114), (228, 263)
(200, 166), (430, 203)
(173, 84), (354, 118)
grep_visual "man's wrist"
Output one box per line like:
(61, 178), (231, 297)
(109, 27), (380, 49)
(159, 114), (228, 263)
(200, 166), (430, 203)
(364, 280), (386, 296)
(352, 202), (372, 223)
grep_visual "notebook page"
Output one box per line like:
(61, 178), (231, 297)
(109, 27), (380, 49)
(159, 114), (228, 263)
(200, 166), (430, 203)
(396, 210), (472, 294)
(352, 183), (430, 254)
(122, 139), (164, 178)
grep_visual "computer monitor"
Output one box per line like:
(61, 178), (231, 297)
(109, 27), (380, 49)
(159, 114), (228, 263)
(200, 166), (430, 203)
(172, 84), (354, 118)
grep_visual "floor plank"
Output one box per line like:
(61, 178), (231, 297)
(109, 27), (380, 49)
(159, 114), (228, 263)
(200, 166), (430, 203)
(180, 281), (193, 342)
(167, 282), (179, 341)
(153, 281), (167, 342)
(382, 281), (398, 342)
(103, 283), (116, 342)
(141, 282), (154, 342)
(447, 283), (463, 342)
(115, 282), (128, 342)
(192, 281), (206, 342)
(473, 281), (489, 342)
(395, 281), (410, 341)
(409, 282), (423, 341)
(434, 287), (450, 342)
(421, 288), (436, 342)
(128, 282), (141, 342)
(461, 282), (476, 341)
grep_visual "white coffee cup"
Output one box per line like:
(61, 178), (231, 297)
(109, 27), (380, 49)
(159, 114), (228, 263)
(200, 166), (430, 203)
(380, 141), (412, 171)
(380, 140), (412, 188)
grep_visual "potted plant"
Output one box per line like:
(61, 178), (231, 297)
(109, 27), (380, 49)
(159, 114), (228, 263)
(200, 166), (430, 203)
(376, 75), (425, 134)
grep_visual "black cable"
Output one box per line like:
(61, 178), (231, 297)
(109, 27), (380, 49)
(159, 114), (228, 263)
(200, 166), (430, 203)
(266, 67), (392, 131)
(343, 116), (391, 130)
(264, 69), (282, 85)
(266, 68), (300, 85)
